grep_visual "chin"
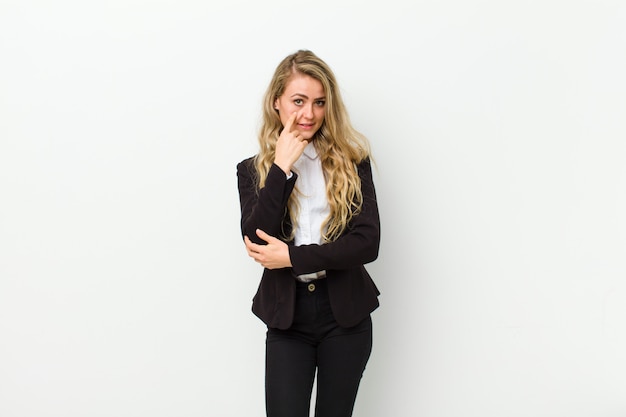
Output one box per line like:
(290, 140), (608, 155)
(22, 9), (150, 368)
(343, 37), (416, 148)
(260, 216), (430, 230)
(307, 130), (321, 141)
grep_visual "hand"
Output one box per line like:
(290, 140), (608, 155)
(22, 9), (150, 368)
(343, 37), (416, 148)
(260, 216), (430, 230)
(244, 229), (292, 270)
(274, 112), (307, 174)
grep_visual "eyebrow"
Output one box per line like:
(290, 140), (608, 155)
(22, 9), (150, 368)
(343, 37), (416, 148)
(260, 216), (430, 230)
(290, 93), (326, 100)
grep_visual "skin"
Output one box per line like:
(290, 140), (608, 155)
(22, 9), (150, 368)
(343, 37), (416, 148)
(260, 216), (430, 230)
(273, 73), (326, 174)
(245, 73), (327, 269)
(244, 229), (292, 269)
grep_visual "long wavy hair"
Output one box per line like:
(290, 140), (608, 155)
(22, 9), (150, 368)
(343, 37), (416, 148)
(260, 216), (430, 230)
(254, 50), (371, 242)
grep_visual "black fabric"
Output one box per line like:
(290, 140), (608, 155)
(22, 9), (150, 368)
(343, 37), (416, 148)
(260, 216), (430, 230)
(265, 280), (372, 417)
(236, 157), (381, 329)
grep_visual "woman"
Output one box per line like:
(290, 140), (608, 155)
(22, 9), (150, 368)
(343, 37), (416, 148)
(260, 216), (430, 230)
(237, 49), (381, 417)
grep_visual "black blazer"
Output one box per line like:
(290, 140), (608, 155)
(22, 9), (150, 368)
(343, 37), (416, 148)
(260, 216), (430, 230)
(237, 157), (380, 330)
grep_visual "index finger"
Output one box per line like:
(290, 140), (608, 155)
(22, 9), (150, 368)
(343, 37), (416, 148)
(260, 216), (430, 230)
(283, 112), (297, 133)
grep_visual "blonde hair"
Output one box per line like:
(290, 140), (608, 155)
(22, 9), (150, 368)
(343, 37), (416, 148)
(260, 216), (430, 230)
(255, 50), (371, 242)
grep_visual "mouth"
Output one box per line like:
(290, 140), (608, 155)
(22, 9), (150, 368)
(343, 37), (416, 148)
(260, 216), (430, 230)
(298, 123), (315, 130)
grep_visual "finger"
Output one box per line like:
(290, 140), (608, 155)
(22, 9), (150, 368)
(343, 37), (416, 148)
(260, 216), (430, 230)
(247, 247), (261, 262)
(244, 236), (260, 253)
(283, 112), (297, 133)
(255, 228), (275, 243)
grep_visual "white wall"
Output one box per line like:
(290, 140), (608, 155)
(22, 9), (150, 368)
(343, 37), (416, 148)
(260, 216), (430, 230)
(1, 1), (625, 416)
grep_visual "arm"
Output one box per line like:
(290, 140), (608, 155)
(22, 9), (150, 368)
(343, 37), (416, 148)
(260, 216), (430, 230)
(288, 159), (380, 275)
(237, 158), (297, 245)
(238, 113), (308, 245)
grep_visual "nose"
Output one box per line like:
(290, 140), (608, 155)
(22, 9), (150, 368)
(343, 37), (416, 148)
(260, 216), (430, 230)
(300, 104), (314, 119)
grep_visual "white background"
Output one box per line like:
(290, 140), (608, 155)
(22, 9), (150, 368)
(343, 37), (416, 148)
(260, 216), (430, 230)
(1, 1), (625, 416)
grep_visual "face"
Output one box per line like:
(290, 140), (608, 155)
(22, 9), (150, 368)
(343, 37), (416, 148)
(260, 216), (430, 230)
(274, 73), (326, 141)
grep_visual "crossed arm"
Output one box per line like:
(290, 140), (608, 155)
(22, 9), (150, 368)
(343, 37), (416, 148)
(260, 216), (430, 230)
(244, 229), (292, 269)
(237, 158), (380, 275)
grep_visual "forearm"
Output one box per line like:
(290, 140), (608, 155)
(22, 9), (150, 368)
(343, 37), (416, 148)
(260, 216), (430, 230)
(289, 159), (380, 275)
(289, 218), (379, 275)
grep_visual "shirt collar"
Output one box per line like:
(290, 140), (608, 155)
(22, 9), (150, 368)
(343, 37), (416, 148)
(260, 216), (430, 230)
(302, 141), (319, 160)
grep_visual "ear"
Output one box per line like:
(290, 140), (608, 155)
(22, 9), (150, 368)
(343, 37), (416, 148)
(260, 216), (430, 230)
(273, 98), (279, 111)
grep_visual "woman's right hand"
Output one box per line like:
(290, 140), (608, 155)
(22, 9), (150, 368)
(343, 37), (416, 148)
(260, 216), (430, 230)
(274, 112), (307, 175)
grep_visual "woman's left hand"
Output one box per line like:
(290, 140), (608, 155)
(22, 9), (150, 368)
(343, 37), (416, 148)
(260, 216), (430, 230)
(244, 229), (292, 269)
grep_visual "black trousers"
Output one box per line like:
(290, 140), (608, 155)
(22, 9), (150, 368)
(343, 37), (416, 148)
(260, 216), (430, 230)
(265, 279), (372, 417)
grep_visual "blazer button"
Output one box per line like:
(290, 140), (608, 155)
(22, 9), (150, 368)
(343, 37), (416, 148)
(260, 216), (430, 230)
(307, 283), (316, 292)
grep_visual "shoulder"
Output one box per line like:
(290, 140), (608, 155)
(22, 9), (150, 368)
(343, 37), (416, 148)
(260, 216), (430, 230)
(357, 157), (372, 168)
(237, 156), (260, 190)
(237, 155), (256, 168)
(237, 155), (257, 174)
(356, 157), (374, 176)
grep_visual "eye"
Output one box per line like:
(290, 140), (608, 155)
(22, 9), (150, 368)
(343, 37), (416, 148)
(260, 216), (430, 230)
(294, 99), (303, 105)
(315, 100), (326, 107)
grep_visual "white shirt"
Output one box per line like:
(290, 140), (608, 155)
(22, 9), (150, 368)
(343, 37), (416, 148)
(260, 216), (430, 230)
(291, 142), (329, 281)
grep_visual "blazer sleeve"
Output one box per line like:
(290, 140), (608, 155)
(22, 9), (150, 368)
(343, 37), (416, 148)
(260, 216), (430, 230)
(237, 158), (297, 245)
(288, 159), (380, 275)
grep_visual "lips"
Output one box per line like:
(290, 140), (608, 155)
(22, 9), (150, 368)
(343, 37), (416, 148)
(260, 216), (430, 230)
(298, 123), (315, 130)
